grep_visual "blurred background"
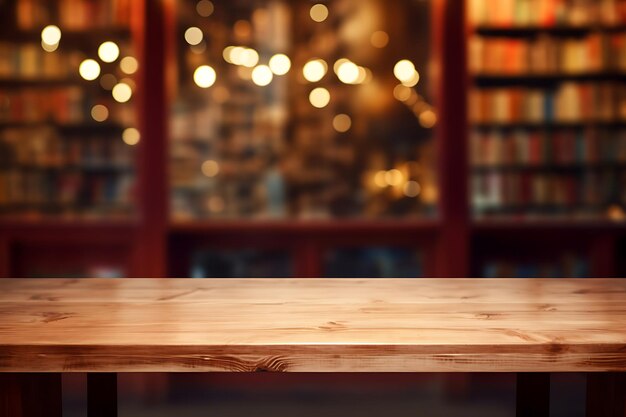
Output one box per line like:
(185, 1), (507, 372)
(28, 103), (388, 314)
(0, 0), (625, 416)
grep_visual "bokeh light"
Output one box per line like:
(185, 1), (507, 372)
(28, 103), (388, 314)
(41, 25), (61, 46)
(79, 59), (101, 81)
(303, 59), (327, 82)
(332, 114), (352, 132)
(336, 61), (359, 84)
(91, 105), (109, 122)
(269, 54), (291, 75)
(196, 0), (214, 17)
(122, 128), (141, 146)
(310, 4), (329, 22)
(201, 160), (220, 177)
(112, 83), (132, 103)
(193, 65), (216, 88)
(98, 41), (120, 63)
(403, 181), (421, 197)
(184, 27), (204, 45)
(370, 31), (389, 48)
(309, 87), (330, 108)
(393, 59), (416, 83)
(251, 65), (273, 86)
(120, 56), (138, 74)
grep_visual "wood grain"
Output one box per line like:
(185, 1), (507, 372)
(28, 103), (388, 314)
(0, 278), (625, 372)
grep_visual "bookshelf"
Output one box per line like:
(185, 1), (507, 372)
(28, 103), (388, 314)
(468, 0), (626, 222)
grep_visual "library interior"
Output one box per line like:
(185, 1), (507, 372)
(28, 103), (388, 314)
(0, 0), (625, 416)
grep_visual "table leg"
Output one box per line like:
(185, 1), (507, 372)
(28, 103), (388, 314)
(88, 373), (118, 417)
(586, 373), (626, 417)
(0, 373), (62, 417)
(516, 372), (550, 417)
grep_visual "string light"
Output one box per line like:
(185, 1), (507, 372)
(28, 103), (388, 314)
(120, 56), (138, 74)
(201, 160), (220, 177)
(79, 59), (100, 81)
(112, 83), (132, 103)
(98, 41), (120, 63)
(374, 171), (387, 188)
(370, 31), (389, 48)
(403, 181), (421, 197)
(122, 128), (140, 145)
(251, 65), (273, 86)
(184, 27), (203, 45)
(193, 65), (216, 88)
(269, 54), (291, 75)
(41, 41), (58, 52)
(196, 0), (214, 17)
(239, 48), (259, 67)
(393, 59), (416, 83)
(385, 169), (404, 186)
(393, 84), (412, 101)
(310, 4), (329, 22)
(419, 110), (437, 128)
(336, 60), (359, 84)
(41, 25), (61, 48)
(309, 87), (330, 108)
(303, 59), (327, 82)
(91, 105), (109, 122)
(332, 114), (352, 132)
(402, 70), (420, 87)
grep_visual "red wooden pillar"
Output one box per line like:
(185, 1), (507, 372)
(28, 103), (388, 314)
(132, 0), (176, 277)
(432, 0), (470, 278)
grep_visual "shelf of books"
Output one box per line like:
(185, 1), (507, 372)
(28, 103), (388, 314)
(0, 0), (140, 223)
(468, 0), (626, 222)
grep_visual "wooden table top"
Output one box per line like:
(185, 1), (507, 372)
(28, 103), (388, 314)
(0, 278), (625, 373)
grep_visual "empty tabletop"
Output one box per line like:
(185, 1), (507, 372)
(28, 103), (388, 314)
(0, 278), (625, 373)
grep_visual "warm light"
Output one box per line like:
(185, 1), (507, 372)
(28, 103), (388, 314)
(269, 54), (291, 75)
(332, 114), (351, 132)
(120, 56), (138, 74)
(355, 66), (370, 84)
(310, 4), (329, 22)
(419, 110), (437, 128)
(385, 169), (404, 186)
(229, 47), (246, 65)
(201, 160), (220, 177)
(402, 70), (420, 87)
(98, 41), (120, 63)
(41, 25), (61, 46)
(393, 84), (412, 101)
(222, 46), (235, 63)
(303, 59), (327, 82)
(309, 87), (330, 108)
(403, 181), (421, 197)
(184, 27), (203, 45)
(336, 61), (359, 84)
(193, 65), (216, 88)
(393, 59), (415, 83)
(91, 105), (109, 122)
(122, 128), (140, 145)
(196, 0), (214, 17)
(112, 83), (132, 103)
(370, 31), (389, 48)
(333, 58), (349, 74)
(79, 59), (100, 81)
(240, 48), (259, 67)
(99, 74), (117, 90)
(251, 65), (273, 86)
(41, 41), (58, 52)
(607, 204), (626, 221)
(190, 42), (206, 54)
(374, 171), (387, 188)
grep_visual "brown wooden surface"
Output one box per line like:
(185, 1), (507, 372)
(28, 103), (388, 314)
(0, 278), (625, 373)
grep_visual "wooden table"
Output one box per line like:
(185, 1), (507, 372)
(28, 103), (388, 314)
(0, 278), (625, 417)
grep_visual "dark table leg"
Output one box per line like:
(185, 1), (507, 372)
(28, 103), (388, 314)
(586, 373), (626, 417)
(88, 373), (118, 417)
(516, 373), (550, 417)
(0, 373), (62, 417)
